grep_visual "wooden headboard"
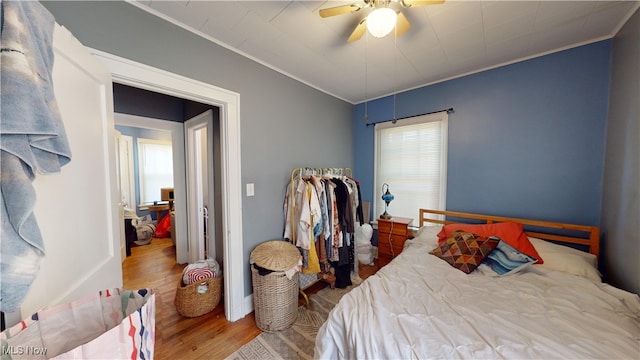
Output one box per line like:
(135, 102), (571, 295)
(419, 209), (601, 257)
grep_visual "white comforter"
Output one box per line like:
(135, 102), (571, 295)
(315, 230), (640, 359)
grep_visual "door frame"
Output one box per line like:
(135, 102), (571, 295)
(116, 133), (135, 211)
(185, 110), (216, 262)
(93, 50), (245, 322)
(113, 129), (127, 262)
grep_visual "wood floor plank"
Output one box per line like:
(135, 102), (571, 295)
(122, 237), (379, 359)
(122, 238), (261, 359)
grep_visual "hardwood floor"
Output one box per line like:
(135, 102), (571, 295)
(122, 238), (379, 359)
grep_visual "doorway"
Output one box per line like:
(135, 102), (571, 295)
(112, 83), (222, 266)
(114, 113), (187, 261)
(95, 49), (247, 322)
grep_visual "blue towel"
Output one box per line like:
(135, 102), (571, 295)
(1, 1), (71, 312)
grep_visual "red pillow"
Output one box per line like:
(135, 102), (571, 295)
(437, 222), (543, 264)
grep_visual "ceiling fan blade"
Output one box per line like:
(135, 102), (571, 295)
(347, 18), (367, 42)
(395, 12), (411, 37)
(319, 4), (362, 18)
(401, 0), (445, 7)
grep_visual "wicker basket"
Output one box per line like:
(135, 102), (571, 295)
(174, 276), (222, 317)
(251, 266), (299, 332)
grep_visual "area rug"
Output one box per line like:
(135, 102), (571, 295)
(225, 284), (357, 360)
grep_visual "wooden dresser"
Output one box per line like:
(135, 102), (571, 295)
(377, 217), (413, 267)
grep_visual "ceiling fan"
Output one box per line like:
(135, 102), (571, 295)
(319, 0), (445, 42)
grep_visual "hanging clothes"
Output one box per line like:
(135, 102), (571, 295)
(303, 182), (321, 274)
(283, 168), (363, 289)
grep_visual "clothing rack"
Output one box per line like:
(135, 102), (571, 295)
(286, 167), (354, 307)
(289, 167), (352, 245)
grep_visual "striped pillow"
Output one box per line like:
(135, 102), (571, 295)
(484, 239), (537, 275)
(184, 267), (214, 284)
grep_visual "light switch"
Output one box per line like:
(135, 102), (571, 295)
(246, 183), (255, 197)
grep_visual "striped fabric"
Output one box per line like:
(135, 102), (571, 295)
(185, 267), (214, 284)
(484, 240), (537, 275)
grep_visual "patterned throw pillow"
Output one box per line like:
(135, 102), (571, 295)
(484, 239), (537, 275)
(429, 231), (500, 274)
(436, 222), (543, 264)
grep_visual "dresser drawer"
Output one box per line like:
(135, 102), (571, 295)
(378, 235), (405, 257)
(378, 221), (409, 236)
(378, 233), (407, 250)
(376, 217), (413, 268)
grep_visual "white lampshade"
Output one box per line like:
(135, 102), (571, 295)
(366, 8), (397, 38)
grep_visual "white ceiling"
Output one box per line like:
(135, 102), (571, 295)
(131, 0), (639, 104)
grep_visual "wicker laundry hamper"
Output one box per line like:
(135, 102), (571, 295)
(174, 276), (222, 317)
(250, 240), (301, 332)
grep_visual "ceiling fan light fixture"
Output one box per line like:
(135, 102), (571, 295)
(366, 8), (397, 38)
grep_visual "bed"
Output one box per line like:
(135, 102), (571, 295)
(314, 209), (640, 359)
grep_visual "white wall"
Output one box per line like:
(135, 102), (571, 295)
(601, 8), (639, 295)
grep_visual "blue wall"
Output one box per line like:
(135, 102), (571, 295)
(354, 40), (612, 226)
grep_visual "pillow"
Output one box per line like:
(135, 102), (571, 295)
(483, 239), (537, 275)
(437, 222), (543, 264)
(529, 237), (601, 283)
(411, 225), (442, 249)
(429, 231), (500, 274)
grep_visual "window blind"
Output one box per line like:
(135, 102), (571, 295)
(375, 112), (448, 220)
(137, 138), (173, 205)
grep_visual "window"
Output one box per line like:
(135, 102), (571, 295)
(137, 138), (173, 205)
(375, 112), (448, 220)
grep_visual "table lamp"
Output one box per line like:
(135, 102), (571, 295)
(380, 183), (394, 219)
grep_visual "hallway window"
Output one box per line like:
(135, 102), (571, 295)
(137, 138), (173, 205)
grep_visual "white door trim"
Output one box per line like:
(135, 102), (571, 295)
(114, 130), (127, 263)
(118, 134), (136, 210)
(93, 50), (245, 322)
(185, 110), (215, 263)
